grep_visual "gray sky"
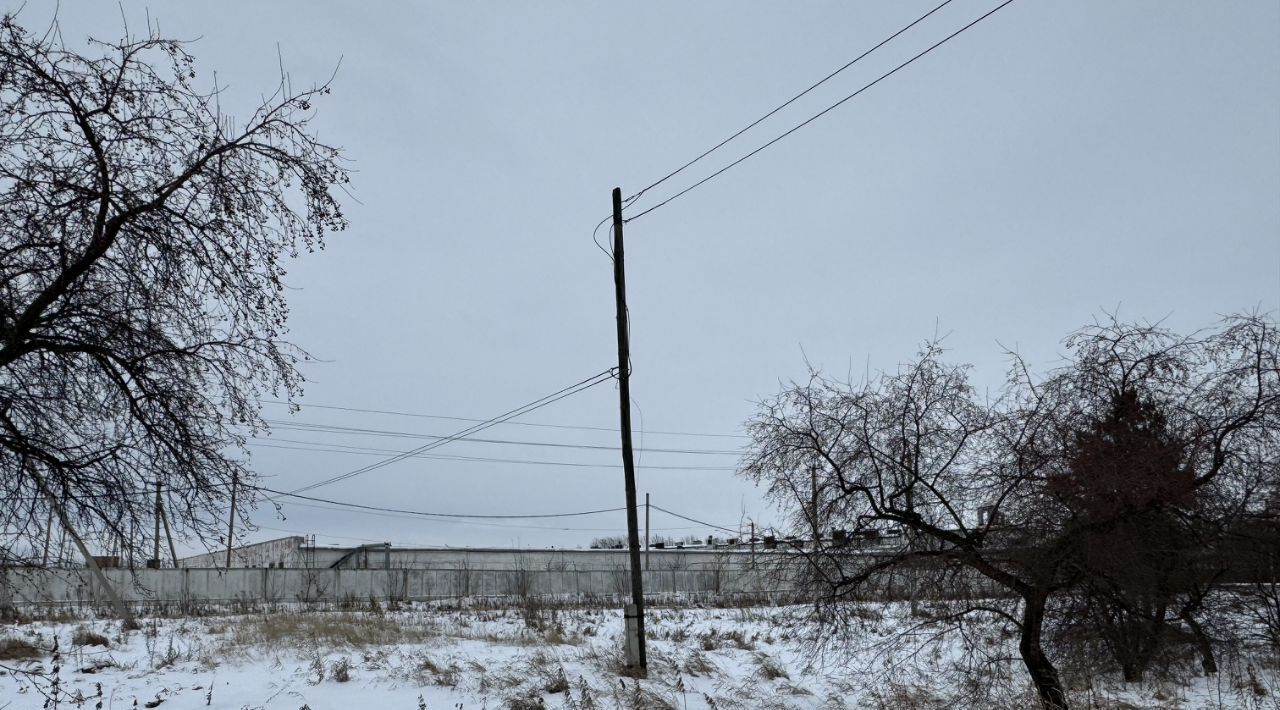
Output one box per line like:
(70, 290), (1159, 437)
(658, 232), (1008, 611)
(25, 1), (1280, 550)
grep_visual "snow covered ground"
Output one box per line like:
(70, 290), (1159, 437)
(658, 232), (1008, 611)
(0, 600), (1276, 709)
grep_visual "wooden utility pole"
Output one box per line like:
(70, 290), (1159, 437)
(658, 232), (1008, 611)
(611, 187), (647, 673)
(225, 472), (238, 569)
(153, 481), (162, 568)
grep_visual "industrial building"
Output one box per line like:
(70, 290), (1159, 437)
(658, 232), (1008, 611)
(178, 535), (757, 571)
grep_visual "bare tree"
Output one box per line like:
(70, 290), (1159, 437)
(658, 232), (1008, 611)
(0, 14), (349, 591)
(743, 314), (1280, 709)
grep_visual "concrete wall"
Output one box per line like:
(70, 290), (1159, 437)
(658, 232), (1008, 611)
(179, 538), (771, 572)
(0, 564), (789, 608)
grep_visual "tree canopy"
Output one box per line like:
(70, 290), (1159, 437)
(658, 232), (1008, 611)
(743, 314), (1280, 708)
(0, 15), (349, 567)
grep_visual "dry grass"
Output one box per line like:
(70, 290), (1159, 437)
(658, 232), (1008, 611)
(506, 695), (547, 710)
(223, 611), (439, 649)
(681, 649), (717, 677)
(0, 637), (41, 660)
(404, 652), (463, 688)
(698, 627), (757, 652)
(71, 627), (110, 647)
(612, 679), (677, 710)
(754, 651), (790, 681)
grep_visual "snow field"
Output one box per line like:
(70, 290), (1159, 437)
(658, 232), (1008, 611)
(0, 600), (1276, 709)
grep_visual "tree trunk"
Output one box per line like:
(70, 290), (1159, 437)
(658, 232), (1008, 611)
(1020, 593), (1069, 709)
(1183, 615), (1217, 675)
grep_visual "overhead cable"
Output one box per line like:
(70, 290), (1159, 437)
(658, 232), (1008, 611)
(250, 439), (737, 471)
(650, 504), (742, 535)
(261, 500), (718, 533)
(622, 0), (958, 210)
(283, 368), (617, 496)
(625, 0), (1017, 224)
(257, 485), (626, 520)
(262, 399), (747, 440)
(261, 420), (742, 456)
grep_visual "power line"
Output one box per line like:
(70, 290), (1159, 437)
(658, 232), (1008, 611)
(261, 399), (747, 439)
(284, 368), (617, 496)
(625, 0), (1017, 224)
(591, 214), (614, 261)
(267, 502), (628, 532)
(622, 0), (957, 210)
(260, 501), (716, 533)
(4, 480), (239, 503)
(255, 486), (747, 535)
(260, 420), (742, 456)
(250, 439), (738, 471)
(650, 505), (742, 535)
(257, 485), (625, 520)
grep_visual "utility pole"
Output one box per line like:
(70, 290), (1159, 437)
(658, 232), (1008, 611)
(810, 466), (821, 547)
(225, 472), (238, 569)
(26, 462), (135, 627)
(811, 465), (821, 614)
(160, 502), (179, 568)
(611, 187), (647, 674)
(152, 481), (162, 568)
(41, 506), (53, 567)
(644, 493), (650, 571)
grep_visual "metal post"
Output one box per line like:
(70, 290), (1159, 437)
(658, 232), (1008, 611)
(645, 493), (650, 571)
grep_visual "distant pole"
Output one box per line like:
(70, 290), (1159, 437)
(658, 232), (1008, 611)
(612, 187), (647, 673)
(645, 493), (650, 570)
(811, 466), (821, 547)
(160, 502), (179, 567)
(225, 472), (238, 569)
(811, 465), (821, 613)
(41, 506), (54, 567)
(153, 481), (162, 568)
(25, 462), (135, 626)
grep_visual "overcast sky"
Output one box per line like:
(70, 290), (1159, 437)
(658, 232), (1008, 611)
(22, 1), (1280, 551)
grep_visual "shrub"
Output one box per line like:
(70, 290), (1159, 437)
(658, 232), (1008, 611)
(331, 657), (352, 683)
(542, 667), (570, 694)
(755, 652), (789, 681)
(71, 628), (110, 648)
(507, 694), (546, 710)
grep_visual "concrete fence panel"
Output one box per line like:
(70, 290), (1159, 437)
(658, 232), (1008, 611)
(0, 563), (796, 610)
